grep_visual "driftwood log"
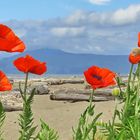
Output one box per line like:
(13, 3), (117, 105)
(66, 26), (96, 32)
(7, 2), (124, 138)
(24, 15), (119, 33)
(50, 93), (114, 102)
(50, 89), (114, 102)
(45, 78), (84, 85)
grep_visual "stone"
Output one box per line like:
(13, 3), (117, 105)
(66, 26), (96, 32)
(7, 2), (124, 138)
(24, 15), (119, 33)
(0, 94), (23, 111)
(29, 83), (50, 95)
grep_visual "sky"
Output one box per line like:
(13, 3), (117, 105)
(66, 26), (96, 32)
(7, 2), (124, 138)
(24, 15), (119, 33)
(1, 0), (140, 55)
(1, 0), (140, 20)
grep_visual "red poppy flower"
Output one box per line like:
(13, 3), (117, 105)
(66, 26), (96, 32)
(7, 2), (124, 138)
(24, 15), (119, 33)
(84, 66), (116, 89)
(13, 55), (46, 75)
(138, 32), (140, 47)
(0, 24), (25, 52)
(129, 53), (140, 64)
(0, 71), (12, 91)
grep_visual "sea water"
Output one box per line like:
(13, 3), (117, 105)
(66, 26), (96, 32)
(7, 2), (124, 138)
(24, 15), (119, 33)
(7, 74), (83, 80)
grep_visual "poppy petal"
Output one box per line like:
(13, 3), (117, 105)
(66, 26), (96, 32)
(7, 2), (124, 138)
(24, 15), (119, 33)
(13, 55), (47, 75)
(99, 68), (113, 78)
(0, 24), (25, 52)
(30, 62), (47, 75)
(84, 66), (116, 89)
(129, 53), (140, 64)
(13, 57), (29, 73)
(0, 71), (12, 91)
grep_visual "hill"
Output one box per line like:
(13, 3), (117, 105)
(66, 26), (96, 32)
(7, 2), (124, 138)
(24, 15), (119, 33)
(0, 48), (130, 74)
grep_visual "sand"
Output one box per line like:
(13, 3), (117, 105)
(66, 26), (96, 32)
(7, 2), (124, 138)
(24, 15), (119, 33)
(2, 77), (118, 140)
(3, 96), (116, 140)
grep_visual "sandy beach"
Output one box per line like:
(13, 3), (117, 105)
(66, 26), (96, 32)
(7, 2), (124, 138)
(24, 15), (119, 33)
(4, 97), (116, 140)
(2, 76), (118, 140)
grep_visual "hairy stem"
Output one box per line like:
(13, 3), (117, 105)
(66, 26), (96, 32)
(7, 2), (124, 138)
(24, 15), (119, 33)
(123, 64), (133, 120)
(23, 72), (29, 101)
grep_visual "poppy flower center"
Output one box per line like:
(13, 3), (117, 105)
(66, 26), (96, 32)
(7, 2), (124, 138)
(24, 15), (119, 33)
(92, 74), (102, 80)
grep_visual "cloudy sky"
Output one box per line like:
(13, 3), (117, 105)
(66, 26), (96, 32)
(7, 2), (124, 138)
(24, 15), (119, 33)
(1, 0), (140, 55)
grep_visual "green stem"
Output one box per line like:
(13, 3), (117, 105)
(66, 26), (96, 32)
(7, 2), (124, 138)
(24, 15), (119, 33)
(132, 67), (138, 88)
(127, 64), (134, 90)
(112, 99), (117, 126)
(89, 90), (94, 106)
(23, 72), (29, 101)
(127, 64), (134, 98)
(123, 64), (134, 119)
(0, 102), (5, 139)
(135, 64), (140, 116)
(21, 72), (29, 139)
(133, 64), (140, 139)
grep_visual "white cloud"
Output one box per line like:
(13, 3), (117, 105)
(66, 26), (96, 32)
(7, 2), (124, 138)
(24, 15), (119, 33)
(50, 27), (85, 37)
(110, 5), (140, 25)
(65, 10), (87, 25)
(65, 4), (140, 26)
(3, 4), (140, 55)
(88, 0), (111, 5)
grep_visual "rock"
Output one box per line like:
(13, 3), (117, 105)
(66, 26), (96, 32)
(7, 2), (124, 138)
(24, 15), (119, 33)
(45, 79), (62, 85)
(29, 83), (50, 95)
(0, 94), (23, 111)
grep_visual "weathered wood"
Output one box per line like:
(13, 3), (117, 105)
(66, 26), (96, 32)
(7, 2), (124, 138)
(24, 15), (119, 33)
(45, 78), (84, 85)
(50, 93), (114, 102)
(52, 88), (113, 96)
(61, 79), (84, 84)
(95, 89), (113, 96)
(50, 88), (115, 102)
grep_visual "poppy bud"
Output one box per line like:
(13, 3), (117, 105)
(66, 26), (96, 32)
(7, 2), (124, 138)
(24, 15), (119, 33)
(129, 48), (140, 64)
(131, 48), (140, 56)
(96, 119), (103, 126)
(138, 32), (140, 47)
(112, 88), (120, 96)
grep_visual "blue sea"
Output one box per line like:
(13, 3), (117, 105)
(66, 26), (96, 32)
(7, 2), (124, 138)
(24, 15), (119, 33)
(7, 74), (83, 80)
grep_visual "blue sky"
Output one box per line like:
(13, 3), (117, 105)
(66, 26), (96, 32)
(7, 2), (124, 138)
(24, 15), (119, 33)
(1, 0), (140, 55)
(1, 0), (140, 20)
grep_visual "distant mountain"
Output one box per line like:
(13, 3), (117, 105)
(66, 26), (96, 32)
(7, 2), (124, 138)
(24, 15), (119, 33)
(0, 48), (130, 74)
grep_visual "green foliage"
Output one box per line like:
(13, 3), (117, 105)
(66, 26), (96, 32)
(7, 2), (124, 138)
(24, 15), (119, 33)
(98, 64), (140, 140)
(114, 64), (140, 140)
(18, 73), (59, 140)
(98, 108), (120, 140)
(73, 93), (102, 140)
(36, 119), (59, 140)
(0, 102), (5, 140)
(18, 87), (37, 140)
